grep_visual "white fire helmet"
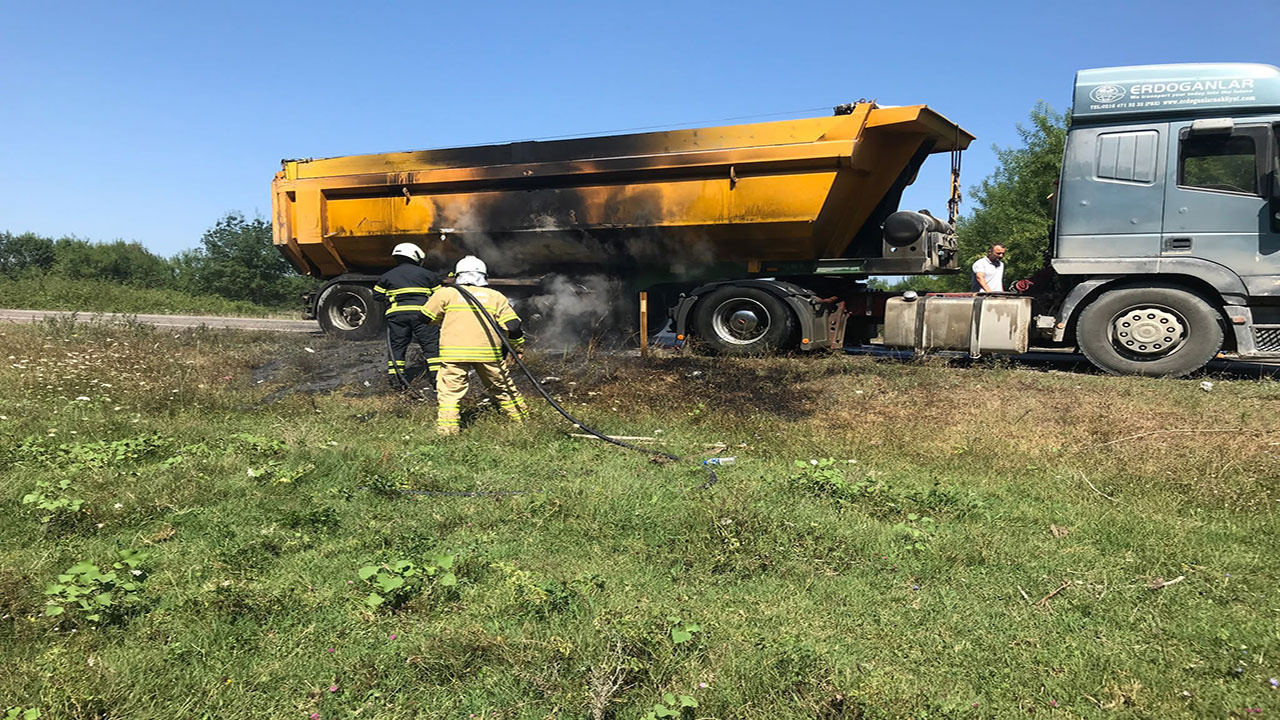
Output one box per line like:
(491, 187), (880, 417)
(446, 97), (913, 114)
(391, 243), (426, 263)
(454, 255), (487, 275)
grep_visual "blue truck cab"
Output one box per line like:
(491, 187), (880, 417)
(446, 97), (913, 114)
(1042, 63), (1280, 375)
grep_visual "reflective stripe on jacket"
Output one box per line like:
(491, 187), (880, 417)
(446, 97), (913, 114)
(424, 285), (524, 362)
(373, 264), (443, 315)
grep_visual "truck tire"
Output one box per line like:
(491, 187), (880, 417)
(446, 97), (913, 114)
(691, 285), (798, 354)
(316, 283), (385, 341)
(1076, 286), (1223, 377)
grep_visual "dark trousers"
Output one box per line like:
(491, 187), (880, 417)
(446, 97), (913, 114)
(386, 313), (441, 385)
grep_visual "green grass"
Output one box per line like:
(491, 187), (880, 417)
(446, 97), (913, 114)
(0, 273), (289, 317)
(1, 317), (1278, 719)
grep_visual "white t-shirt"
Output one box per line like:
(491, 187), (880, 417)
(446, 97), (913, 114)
(971, 256), (1004, 293)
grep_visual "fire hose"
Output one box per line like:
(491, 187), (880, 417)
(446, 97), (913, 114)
(385, 285), (718, 489)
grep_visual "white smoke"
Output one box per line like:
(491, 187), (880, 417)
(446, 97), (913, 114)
(520, 274), (627, 351)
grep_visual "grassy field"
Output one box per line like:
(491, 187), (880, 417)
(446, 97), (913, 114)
(0, 274), (293, 317)
(1, 317), (1278, 719)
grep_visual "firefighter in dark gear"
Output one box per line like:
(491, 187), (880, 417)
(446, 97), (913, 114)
(423, 255), (528, 435)
(374, 243), (442, 389)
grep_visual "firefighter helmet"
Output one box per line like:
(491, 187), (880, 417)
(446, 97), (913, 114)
(455, 255), (487, 275)
(391, 243), (426, 263)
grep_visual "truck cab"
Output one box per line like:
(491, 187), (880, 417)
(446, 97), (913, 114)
(887, 63), (1280, 377)
(1047, 62), (1280, 375)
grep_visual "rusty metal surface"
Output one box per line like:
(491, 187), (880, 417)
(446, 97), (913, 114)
(273, 105), (973, 279)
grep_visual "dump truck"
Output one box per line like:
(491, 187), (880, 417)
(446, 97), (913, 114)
(271, 101), (972, 353)
(273, 61), (1280, 377)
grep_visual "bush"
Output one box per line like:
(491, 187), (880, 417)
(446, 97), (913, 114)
(0, 211), (317, 312)
(53, 238), (175, 287)
(0, 274), (276, 316)
(0, 232), (56, 276)
(174, 213), (315, 307)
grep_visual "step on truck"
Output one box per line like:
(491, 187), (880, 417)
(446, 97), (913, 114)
(272, 62), (1280, 377)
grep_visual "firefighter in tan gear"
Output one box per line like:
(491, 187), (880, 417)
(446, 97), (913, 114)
(422, 256), (529, 435)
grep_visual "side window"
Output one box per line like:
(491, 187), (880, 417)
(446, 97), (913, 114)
(1096, 130), (1159, 183)
(1179, 133), (1259, 195)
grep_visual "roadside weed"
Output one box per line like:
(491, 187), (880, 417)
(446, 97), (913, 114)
(43, 549), (150, 625)
(358, 556), (457, 610)
(21, 479), (86, 523)
(640, 692), (698, 720)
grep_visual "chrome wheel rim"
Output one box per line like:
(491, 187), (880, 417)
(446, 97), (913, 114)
(1108, 304), (1188, 359)
(711, 298), (770, 345)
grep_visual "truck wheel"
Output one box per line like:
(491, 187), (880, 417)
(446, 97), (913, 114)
(691, 286), (798, 354)
(316, 283), (385, 341)
(1076, 286), (1223, 377)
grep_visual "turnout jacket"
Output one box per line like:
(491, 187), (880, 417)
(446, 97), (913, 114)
(423, 285), (524, 363)
(373, 264), (442, 315)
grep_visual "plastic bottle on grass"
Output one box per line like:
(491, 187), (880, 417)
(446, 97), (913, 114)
(704, 457), (736, 466)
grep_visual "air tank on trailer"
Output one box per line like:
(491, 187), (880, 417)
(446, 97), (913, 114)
(271, 102), (973, 343)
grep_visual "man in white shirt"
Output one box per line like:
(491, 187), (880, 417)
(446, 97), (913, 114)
(970, 245), (1006, 293)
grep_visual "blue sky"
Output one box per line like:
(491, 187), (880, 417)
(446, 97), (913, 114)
(1, 0), (1275, 256)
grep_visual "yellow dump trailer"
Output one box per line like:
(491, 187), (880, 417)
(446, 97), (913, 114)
(272, 102), (972, 349)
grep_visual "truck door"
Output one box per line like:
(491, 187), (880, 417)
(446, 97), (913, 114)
(1056, 123), (1167, 259)
(1162, 121), (1280, 295)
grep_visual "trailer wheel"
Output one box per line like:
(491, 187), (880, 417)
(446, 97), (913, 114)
(1076, 286), (1222, 377)
(316, 283), (385, 341)
(692, 286), (798, 354)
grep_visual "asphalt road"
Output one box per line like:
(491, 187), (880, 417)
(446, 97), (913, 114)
(0, 308), (320, 334)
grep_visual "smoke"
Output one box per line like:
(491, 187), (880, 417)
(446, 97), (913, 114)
(520, 274), (628, 351)
(422, 206), (723, 351)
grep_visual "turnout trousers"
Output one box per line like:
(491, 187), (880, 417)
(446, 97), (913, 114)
(386, 313), (441, 386)
(435, 361), (530, 435)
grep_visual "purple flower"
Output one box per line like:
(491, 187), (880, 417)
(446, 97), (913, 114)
(326, 647), (335, 653)
(390, 633), (397, 640)
(1050, 700), (1058, 707)
(1271, 677), (1278, 688)
(311, 714), (320, 720)
(329, 685), (338, 693)
(699, 682), (707, 689)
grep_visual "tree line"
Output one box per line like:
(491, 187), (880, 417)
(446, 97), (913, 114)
(0, 212), (315, 308)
